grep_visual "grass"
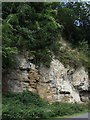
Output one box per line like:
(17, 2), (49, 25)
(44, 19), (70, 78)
(2, 91), (88, 119)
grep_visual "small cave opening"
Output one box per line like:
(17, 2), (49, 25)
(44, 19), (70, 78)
(79, 90), (90, 101)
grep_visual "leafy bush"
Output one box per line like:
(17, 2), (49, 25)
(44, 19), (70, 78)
(2, 92), (88, 119)
(3, 91), (48, 107)
(47, 102), (88, 117)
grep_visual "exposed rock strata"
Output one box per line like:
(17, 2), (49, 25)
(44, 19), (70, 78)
(2, 55), (89, 103)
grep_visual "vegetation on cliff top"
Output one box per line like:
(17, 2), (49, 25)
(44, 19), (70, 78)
(2, 2), (89, 70)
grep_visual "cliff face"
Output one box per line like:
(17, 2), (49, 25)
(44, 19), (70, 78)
(2, 54), (89, 103)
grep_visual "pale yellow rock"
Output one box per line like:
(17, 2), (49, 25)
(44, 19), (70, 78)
(3, 55), (89, 103)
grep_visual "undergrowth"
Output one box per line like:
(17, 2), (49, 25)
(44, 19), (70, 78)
(2, 91), (88, 119)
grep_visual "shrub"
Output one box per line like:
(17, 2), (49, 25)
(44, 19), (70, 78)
(2, 92), (88, 119)
(3, 91), (48, 107)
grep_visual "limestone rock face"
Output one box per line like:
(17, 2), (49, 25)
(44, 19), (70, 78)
(2, 54), (89, 103)
(72, 67), (88, 90)
(39, 59), (81, 103)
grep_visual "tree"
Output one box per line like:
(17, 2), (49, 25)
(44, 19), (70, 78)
(2, 2), (62, 69)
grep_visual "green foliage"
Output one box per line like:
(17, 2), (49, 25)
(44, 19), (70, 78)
(2, 22), (17, 69)
(48, 102), (88, 117)
(3, 91), (48, 107)
(78, 40), (89, 55)
(2, 2), (89, 70)
(5, 14), (19, 25)
(3, 92), (88, 119)
(2, 91), (49, 119)
(58, 2), (90, 45)
(33, 49), (52, 67)
(2, 2), (62, 69)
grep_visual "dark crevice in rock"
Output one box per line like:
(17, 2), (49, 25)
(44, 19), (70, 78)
(79, 90), (90, 102)
(23, 81), (30, 83)
(59, 91), (70, 94)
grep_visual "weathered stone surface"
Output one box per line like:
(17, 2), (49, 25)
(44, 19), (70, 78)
(7, 80), (23, 92)
(16, 55), (31, 70)
(72, 67), (88, 90)
(2, 55), (89, 103)
(39, 59), (80, 103)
